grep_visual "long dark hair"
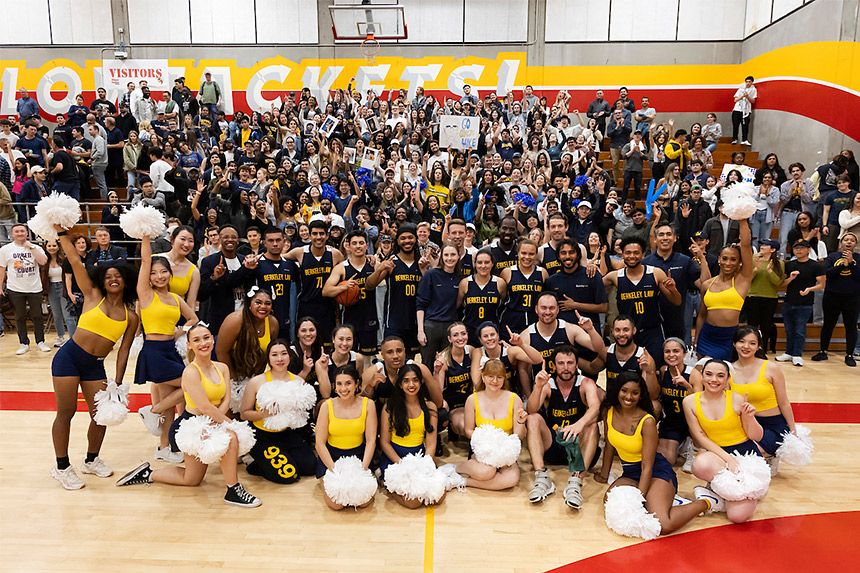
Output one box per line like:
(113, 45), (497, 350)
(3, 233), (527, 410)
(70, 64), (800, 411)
(600, 371), (655, 420)
(231, 290), (271, 380)
(387, 364), (434, 438)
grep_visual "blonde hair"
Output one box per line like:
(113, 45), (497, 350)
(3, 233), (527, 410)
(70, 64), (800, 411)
(476, 359), (509, 392)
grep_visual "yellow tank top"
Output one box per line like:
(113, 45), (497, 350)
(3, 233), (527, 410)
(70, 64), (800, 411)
(77, 298), (128, 343)
(607, 408), (653, 463)
(391, 410), (426, 448)
(259, 318), (271, 351)
(730, 361), (779, 412)
(184, 362), (226, 410)
(139, 292), (181, 336)
(253, 370), (296, 431)
(168, 263), (197, 298)
(703, 277), (744, 311)
(695, 391), (748, 447)
(474, 392), (515, 435)
(327, 397), (368, 449)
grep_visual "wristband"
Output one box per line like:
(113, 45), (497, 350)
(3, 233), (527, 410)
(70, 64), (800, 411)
(58, 230), (68, 236)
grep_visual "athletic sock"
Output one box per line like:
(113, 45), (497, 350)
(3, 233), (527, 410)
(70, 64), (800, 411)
(56, 456), (71, 470)
(85, 452), (98, 463)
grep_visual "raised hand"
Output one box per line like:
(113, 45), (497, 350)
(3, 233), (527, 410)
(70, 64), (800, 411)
(516, 408), (528, 425)
(506, 326), (522, 347)
(433, 352), (445, 376)
(317, 353), (330, 369)
(243, 253), (259, 269)
(213, 255), (227, 279)
(534, 363), (551, 388)
(302, 352), (315, 372)
(740, 393), (756, 417)
(663, 276), (677, 292)
(575, 309), (593, 331)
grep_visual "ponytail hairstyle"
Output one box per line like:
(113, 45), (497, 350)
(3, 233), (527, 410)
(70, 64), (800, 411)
(231, 290), (272, 380)
(185, 322), (212, 363)
(442, 321), (468, 368)
(388, 364), (434, 438)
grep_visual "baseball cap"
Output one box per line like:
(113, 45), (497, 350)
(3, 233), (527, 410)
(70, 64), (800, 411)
(30, 166), (46, 173)
(380, 234), (393, 242)
(761, 239), (779, 250)
(466, 223), (476, 231)
(792, 239), (811, 249)
(607, 198), (618, 207)
(578, 200), (592, 210)
(513, 152), (522, 158)
(693, 230), (707, 240)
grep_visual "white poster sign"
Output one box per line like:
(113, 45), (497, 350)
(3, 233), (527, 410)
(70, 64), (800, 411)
(102, 59), (169, 90)
(439, 115), (480, 150)
(720, 163), (757, 183)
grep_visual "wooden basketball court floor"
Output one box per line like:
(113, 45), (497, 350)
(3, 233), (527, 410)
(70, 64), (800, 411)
(1, 337), (859, 572)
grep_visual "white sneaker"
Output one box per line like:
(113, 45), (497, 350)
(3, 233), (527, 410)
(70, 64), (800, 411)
(673, 494), (692, 506)
(528, 469), (556, 503)
(16, 344), (29, 355)
(731, 139), (738, 144)
(741, 140), (751, 146)
(138, 405), (164, 437)
(563, 475), (584, 509)
(439, 463), (466, 492)
(52, 465), (85, 490)
(81, 457), (114, 477)
(37, 341), (52, 352)
(54, 336), (65, 347)
(682, 448), (696, 473)
(154, 446), (184, 464)
(694, 485), (725, 514)
(775, 353), (792, 362)
(792, 356), (804, 367)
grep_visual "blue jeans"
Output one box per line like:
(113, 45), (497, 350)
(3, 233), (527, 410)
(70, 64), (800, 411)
(750, 209), (772, 246)
(706, 142), (718, 153)
(684, 290), (701, 347)
(52, 180), (80, 201)
(48, 282), (76, 338)
(778, 210), (799, 254)
(782, 301), (813, 357)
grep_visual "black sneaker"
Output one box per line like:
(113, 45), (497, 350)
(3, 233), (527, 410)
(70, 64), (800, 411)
(846, 355), (857, 367)
(811, 352), (828, 362)
(116, 462), (152, 486)
(224, 483), (262, 508)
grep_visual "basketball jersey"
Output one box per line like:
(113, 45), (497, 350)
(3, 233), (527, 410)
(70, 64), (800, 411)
(526, 319), (570, 377)
(616, 265), (662, 330)
(298, 245), (334, 304)
(255, 257), (294, 330)
(462, 275), (502, 331)
(543, 375), (587, 430)
(540, 243), (561, 276)
(375, 359), (415, 407)
(604, 342), (645, 383)
(490, 243), (518, 275)
(443, 351), (472, 409)
(341, 259), (377, 330)
(660, 365), (693, 427)
(327, 351), (358, 384)
(385, 256), (421, 330)
(460, 247), (476, 277)
(503, 265), (544, 318)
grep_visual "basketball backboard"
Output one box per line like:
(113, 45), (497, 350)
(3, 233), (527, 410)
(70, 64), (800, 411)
(329, 1), (407, 41)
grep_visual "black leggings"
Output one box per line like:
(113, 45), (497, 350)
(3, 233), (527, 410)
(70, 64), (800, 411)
(820, 291), (860, 354)
(732, 111), (750, 141)
(744, 296), (778, 352)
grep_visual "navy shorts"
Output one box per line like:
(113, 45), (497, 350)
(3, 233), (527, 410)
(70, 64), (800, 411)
(696, 322), (736, 362)
(658, 420), (690, 444)
(755, 414), (790, 456)
(443, 389), (469, 411)
(620, 452), (678, 489)
(168, 410), (194, 454)
(384, 327), (420, 357)
(51, 338), (107, 382)
(724, 439), (762, 457)
(354, 329), (380, 356)
(134, 338), (185, 385)
(315, 442), (367, 479)
(379, 442), (426, 479)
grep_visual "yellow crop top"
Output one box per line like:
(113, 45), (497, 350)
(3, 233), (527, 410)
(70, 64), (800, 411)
(327, 397), (368, 449)
(140, 292), (181, 336)
(259, 318), (271, 351)
(77, 299), (128, 343)
(695, 391), (748, 447)
(254, 370), (297, 432)
(168, 263), (197, 298)
(730, 361), (779, 412)
(607, 408), (653, 463)
(703, 277), (745, 312)
(185, 362), (226, 410)
(475, 392), (515, 435)
(391, 410), (426, 448)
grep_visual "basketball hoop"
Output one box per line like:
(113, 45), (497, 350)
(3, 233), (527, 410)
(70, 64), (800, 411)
(360, 34), (380, 64)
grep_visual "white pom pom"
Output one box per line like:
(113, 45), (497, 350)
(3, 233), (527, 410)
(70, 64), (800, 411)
(470, 424), (521, 468)
(721, 181), (758, 220)
(29, 192), (82, 240)
(710, 453), (771, 501)
(175, 415), (231, 464)
(174, 336), (187, 362)
(384, 454), (447, 505)
(221, 420), (257, 456)
(230, 378), (249, 414)
(256, 377), (316, 431)
(119, 204), (165, 239)
(93, 379), (130, 427)
(128, 334), (144, 360)
(701, 187), (718, 210)
(323, 456), (377, 507)
(604, 485), (662, 540)
(27, 213), (60, 241)
(776, 424), (814, 466)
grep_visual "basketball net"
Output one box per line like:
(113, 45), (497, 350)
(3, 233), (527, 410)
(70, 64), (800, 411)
(361, 34), (380, 65)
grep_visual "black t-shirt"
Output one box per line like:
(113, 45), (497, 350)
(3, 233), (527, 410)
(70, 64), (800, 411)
(61, 254), (84, 298)
(53, 125), (73, 148)
(51, 150), (79, 183)
(784, 259), (824, 305)
(90, 99), (117, 115)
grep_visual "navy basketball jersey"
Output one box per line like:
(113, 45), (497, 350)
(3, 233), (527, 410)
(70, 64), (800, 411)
(255, 257), (295, 330)
(490, 243), (518, 275)
(540, 243), (561, 276)
(385, 256), (421, 330)
(460, 247), (476, 277)
(327, 351), (358, 385)
(604, 342), (645, 383)
(443, 350), (472, 409)
(341, 259), (377, 331)
(527, 319), (570, 377)
(503, 265), (544, 317)
(616, 265), (662, 330)
(543, 375), (588, 430)
(660, 365), (693, 427)
(462, 275), (502, 332)
(374, 359), (415, 407)
(298, 245), (334, 304)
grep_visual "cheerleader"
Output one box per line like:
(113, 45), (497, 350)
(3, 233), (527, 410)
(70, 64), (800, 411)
(730, 325), (797, 472)
(457, 249), (507, 348)
(656, 338), (696, 470)
(469, 322), (543, 393)
(598, 372), (711, 535)
(379, 364), (441, 509)
(434, 322), (472, 439)
(451, 359), (527, 491)
(683, 359), (764, 523)
(162, 225), (200, 309)
(51, 225), (140, 490)
(314, 365), (378, 510)
(239, 339), (317, 483)
(135, 234), (198, 462)
(315, 324), (366, 401)
(117, 324), (262, 508)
